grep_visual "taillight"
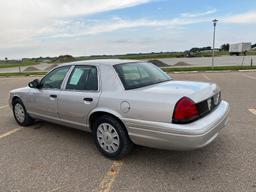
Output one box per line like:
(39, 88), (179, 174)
(172, 97), (199, 124)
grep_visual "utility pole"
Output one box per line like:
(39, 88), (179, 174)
(211, 19), (218, 69)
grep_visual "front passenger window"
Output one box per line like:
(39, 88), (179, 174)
(40, 66), (69, 89)
(66, 66), (98, 91)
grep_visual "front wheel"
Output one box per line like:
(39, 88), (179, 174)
(92, 115), (133, 159)
(13, 98), (34, 126)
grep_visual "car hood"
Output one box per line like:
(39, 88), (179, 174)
(135, 80), (220, 103)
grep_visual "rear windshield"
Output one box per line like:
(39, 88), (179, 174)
(114, 62), (171, 90)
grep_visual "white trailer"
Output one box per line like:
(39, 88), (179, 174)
(229, 42), (251, 56)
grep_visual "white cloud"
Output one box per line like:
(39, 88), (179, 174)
(0, 0), (210, 54)
(222, 11), (256, 24)
(0, 0), (151, 23)
(181, 9), (217, 18)
(0, 0), (215, 58)
(0, 0), (151, 48)
(1, 0), (256, 59)
(47, 17), (207, 38)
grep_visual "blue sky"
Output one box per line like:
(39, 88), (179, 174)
(1, 0), (256, 59)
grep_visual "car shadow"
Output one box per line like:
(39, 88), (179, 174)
(125, 136), (229, 173)
(31, 120), (229, 169)
(33, 121), (228, 162)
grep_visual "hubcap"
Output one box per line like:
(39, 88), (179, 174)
(14, 103), (25, 123)
(97, 123), (120, 153)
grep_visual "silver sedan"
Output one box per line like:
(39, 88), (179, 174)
(9, 59), (230, 159)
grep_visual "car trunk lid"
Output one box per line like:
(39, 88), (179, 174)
(137, 80), (220, 103)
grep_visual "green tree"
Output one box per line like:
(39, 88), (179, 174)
(220, 44), (230, 51)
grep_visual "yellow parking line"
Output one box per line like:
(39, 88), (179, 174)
(202, 74), (210, 80)
(0, 128), (22, 140)
(0, 105), (8, 110)
(98, 160), (124, 192)
(242, 74), (256, 80)
(249, 109), (256, 115)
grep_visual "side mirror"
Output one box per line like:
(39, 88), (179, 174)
(28, 79), (40, 89)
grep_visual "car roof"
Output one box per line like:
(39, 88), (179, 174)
(59, 59), (141, 67)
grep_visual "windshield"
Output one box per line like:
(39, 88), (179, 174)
(114, 62), (171, 90)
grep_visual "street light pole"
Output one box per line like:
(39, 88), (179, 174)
(211, 19), (218, 69)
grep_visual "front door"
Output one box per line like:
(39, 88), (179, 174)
(29, 66), (70, 119)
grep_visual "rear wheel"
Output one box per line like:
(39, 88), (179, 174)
(92, 115), (133, 159)
(13, 98), (34, 126)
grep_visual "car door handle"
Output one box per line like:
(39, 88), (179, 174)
(83, 98), (93, 102)
(50, 94), (57, 98)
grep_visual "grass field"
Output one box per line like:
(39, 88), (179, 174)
(0, 60), (38, 68)
(0, 72), (46, 77)
(76, 51), (230, 60)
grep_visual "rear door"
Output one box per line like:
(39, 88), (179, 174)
(57, 65), (101, 127)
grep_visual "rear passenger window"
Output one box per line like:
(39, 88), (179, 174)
(66, 66), (98, 91)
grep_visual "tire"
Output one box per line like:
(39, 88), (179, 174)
(12, 98), (34, 126)
(92, 115), (133, 159)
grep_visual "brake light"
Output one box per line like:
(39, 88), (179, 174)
(172, 97), (199, 124)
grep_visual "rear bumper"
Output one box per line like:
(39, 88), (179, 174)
(123, 101), (230, 150)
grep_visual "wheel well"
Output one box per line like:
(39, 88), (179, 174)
(89, 112), (128, 133)
(12, 96), (21, 106)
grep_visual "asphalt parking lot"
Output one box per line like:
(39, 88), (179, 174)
(0, 71), (256, 192)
